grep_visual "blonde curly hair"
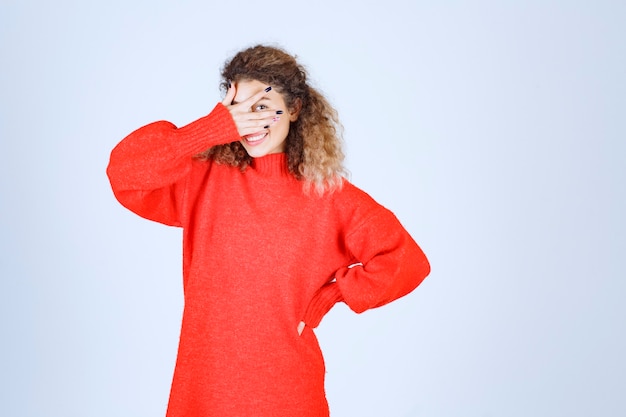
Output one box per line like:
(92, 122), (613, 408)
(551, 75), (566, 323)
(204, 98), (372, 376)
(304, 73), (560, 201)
(196, 45), (347, 194)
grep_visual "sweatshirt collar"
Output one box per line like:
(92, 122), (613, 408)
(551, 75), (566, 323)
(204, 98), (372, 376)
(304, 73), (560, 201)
(250, 153), (291, 177)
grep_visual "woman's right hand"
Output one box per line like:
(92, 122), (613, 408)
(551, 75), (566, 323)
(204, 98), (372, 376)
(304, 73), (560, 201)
(222, 83), (282, 138)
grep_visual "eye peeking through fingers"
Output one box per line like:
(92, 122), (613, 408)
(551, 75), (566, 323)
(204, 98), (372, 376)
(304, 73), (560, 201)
(254, 104), (268, 112)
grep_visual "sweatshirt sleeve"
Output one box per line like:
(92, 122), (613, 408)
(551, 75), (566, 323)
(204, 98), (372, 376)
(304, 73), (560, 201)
(106, 103), (239, 226)
(335, 206), (430, 314)
(302, 199), (430, 328)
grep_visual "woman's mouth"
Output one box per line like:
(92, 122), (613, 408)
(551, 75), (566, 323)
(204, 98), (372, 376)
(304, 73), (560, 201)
(243, 132), (268, 146)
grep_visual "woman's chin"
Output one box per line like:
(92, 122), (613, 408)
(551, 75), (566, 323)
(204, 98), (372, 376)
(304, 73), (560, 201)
(241, 145), (268, 158)
(240, 140), (284, 158)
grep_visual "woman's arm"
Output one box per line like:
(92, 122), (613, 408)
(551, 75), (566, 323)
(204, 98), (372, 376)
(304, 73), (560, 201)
(106, 103), (239, 226)
(107, 84), (283, 226)
(334, 208), (430, 313)
(301, 202), (430, 332)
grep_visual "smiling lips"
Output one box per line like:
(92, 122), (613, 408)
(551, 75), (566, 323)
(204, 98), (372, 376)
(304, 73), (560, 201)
(243, 132), (268, 145)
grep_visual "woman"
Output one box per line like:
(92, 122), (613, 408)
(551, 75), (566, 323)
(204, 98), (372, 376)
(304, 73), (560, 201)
(107, 44), (430, 417)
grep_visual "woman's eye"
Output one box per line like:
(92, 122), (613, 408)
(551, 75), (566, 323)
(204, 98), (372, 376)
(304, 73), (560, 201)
(254, 104), (268, 111)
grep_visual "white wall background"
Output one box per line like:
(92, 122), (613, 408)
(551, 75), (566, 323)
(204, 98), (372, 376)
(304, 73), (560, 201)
(1, 1), (624, 416)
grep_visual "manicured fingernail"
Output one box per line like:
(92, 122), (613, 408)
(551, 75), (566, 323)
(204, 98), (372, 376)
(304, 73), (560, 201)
(276, 110), (283, 114)
(264, 86), (272, 92)
(272, 116), (280, 122)
(263, 125), (270, 129)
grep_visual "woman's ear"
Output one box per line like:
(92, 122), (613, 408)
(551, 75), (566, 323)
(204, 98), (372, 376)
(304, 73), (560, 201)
(289, 98), (302, 122)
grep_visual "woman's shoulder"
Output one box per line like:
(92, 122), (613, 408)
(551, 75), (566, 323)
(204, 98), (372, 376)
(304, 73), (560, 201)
(329, 178), (391, 219)
(333, 178), (379, 203)
(326, 178), (409, 239)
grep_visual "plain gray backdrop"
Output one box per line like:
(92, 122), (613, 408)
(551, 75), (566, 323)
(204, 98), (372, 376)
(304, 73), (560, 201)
(1, 1), (624, 416)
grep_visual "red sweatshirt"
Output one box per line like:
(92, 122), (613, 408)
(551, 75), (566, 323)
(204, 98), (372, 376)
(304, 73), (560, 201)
(107, 103), (430, 417)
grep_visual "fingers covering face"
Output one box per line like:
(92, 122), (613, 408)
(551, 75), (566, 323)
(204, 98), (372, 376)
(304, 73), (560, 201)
(222, 82), (283, 137)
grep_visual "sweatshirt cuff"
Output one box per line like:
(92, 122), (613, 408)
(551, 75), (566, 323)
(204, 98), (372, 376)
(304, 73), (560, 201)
(303, 282), (344, 328)
(174, 103), (240, 156)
